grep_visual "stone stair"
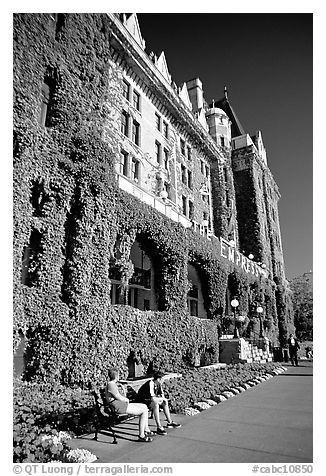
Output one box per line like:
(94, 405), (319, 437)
(240, 340), (273, 363)
(219, 337), (274, 364)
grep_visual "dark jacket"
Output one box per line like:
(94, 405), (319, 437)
(137, 379), (163, 404)
(287, 337), (300, 351)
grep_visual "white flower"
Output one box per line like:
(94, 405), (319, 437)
(214, 395), (227, 402)
(194, 401), (210, 411)
(58, 431), (72, 442)
(184, 407), (200, 416)
(65, 448), (97, 463)
(235, 386), (245, 392)
(229, 388), (240, 394)
(222, 391), (235, 398)
(203, 399), (217, 406)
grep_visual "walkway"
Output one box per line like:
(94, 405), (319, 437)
(70, 362), (313, 463)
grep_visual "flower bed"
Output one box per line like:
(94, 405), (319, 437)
(13, 378), (93, 463)
(163, 362), (283, 413)
(14, 362), (284, 462)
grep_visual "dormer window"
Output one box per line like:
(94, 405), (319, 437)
(133, 90), (140, 110)
(122, 79), (130, 101)
(180, 139), (186, 156)
(163, 121), (169, 139)
(155, 113), (161, 131)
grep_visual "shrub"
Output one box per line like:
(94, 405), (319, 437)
(13, 378), (93, 462)
(164, 362), (279, 412)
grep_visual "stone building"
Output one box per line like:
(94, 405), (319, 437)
(13, 13), (294, 383)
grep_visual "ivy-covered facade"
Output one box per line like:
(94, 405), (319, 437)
(13, 13), (294, 387)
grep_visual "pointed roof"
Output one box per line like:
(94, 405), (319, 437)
(154, 51), (171, 83)
(124, 13), (146, 50)
(214, 88), (245, 137)
(196, 108), (209, 131)
(179, 83), (193, 110)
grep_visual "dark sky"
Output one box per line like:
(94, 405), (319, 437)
(137, 13), (313, 279)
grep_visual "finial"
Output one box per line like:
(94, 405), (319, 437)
(224, 85), (228, 99)
(212, 99), (215, 108)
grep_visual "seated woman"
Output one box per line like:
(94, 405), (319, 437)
(105, 367), (153, 442)
(137, 370), (181, 435)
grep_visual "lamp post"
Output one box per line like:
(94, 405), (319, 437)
(231, 298), (240, 338)
(257, 305), (264, 338)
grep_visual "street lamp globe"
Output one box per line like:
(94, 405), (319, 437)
(231, 298), (240, 338)
(256, 306), (264, 337)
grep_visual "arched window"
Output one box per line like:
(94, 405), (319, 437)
(187, 264), (207, 318)
(109, 239), (157, 311)
(40, 76), (55, 127)
(21, 229), (43, 287)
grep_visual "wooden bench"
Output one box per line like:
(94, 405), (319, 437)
(92, 388), (137, 444)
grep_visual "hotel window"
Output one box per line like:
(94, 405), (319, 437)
(203, 211), (208, 221)
(155, 141), (161, 164)
(131, 158), (140, 183)
(205, 165), (209, 177)
(224, 167), (228, 183)
(202, 194), (209, 205)
(220, 136), (225, 147)
(164, 149), (169, 169)
(200, 160), (204, 175)
(132, 90), (140, 111)
(225, 190), (230, 208)
(119, 150), (128, 176)
(122, 79), (130, 101)
(180, 139), (186, 156)
(163, 121), (168, 138)
(121, 111), (129, 136)
(187, 170), (193, 189)
(182, 195), (187, 216)
(155, 112), (161, 131)
(188, 200), (194, 220)
(187, 146), (191, 160)
(40, 77), (55, 127)
(181, 165), (187, 185)
(187, 284), (199, 317)
(132, 120), (140, 145)
(164, 182), (170, 198)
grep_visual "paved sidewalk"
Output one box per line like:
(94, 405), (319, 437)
(70, 362), (313, 463)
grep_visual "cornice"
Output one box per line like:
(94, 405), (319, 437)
(106, 14), (225, 165)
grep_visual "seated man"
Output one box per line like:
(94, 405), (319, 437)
(136, 371), (181, 435)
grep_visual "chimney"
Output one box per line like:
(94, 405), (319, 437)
(186, 78), (203, 112)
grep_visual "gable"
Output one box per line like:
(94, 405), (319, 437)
(124, 13), (146, 50)
(179, 83), (193, 111)
(154, 51), (171, 83)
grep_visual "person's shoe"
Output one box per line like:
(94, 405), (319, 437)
(138, 435), (153, 442)
(156, 427), (167, 436)
(167, 421), (182, 428)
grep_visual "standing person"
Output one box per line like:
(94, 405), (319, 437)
(105, 367), (153, 442)
(287, 333), (300, 366)
(137, 371), (181, 435)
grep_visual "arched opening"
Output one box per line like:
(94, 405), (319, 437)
(221, 273), (239, 334)
(187, 263), (207, 318)
(109, 237), (158, 311)
(128, 240), (156, 310)
(21, 229), (43, 287)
